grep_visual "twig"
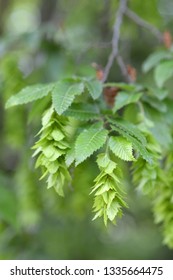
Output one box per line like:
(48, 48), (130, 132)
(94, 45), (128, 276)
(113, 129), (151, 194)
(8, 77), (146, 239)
(125, 8), (163, 42)
(103, 0), (129, 83)
(116, 55), (132, 83)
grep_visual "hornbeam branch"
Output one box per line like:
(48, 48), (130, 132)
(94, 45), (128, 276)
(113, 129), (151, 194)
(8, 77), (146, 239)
(103, 0), (129, 82)
(125, 8), (163, 42)
(116, 55), (132, 83)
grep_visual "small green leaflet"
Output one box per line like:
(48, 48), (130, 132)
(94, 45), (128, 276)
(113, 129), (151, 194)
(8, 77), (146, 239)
(113, 91), (142, 112)
(142, 50), (172, 73)
(63, 103), (99, 120)
(6, 83), (54, 108)
(154, 60), (173, 88)
(52, 80), (84, 114)
(75, 122), (108, 165)
(109, 136), (136, 161)
(85, 80), (102, 100)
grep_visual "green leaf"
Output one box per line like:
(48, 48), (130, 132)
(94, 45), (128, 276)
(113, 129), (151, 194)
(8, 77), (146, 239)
(110, 124), (152, 163)
(154, 60), (173, 88)
(109, 136), (136, 161)
(142, 51), (172, 73)
(6, 83), (54, 108)
(143, 104), (172, 149)
(63, 103), (99, 120)
(52, 80), (84, 114)
(113, 91), (142, 112)
(75, 122), (108, 165)
(109, 118), (147, 145)
(85, 80), (102, 100)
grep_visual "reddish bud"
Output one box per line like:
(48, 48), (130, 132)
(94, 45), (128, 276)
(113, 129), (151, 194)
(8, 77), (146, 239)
(127, 64), (137, 82)
(91, 62), (104, 81)
(163, 31), (172, 49)
(103, 87), (119, 107)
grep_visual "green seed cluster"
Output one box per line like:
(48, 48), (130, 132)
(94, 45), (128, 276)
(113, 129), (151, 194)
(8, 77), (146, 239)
(132, 158), (165, 195)
(154, 184), (173, 248)
(153, 152), (173, 248)
(91, 153), (127, 225)
(132, 132), (164, 195)
(33, 108), (71, 196)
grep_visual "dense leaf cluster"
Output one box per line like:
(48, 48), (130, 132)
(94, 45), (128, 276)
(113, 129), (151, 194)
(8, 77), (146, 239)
(5, 45), (173, 248)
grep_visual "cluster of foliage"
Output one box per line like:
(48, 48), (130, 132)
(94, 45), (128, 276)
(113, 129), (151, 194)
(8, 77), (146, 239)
(5, 40), (173, 248)
(1, 0), (173, 259)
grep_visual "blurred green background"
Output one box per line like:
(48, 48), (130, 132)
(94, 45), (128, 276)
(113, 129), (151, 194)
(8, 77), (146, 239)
(0, 0), (173, 259)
